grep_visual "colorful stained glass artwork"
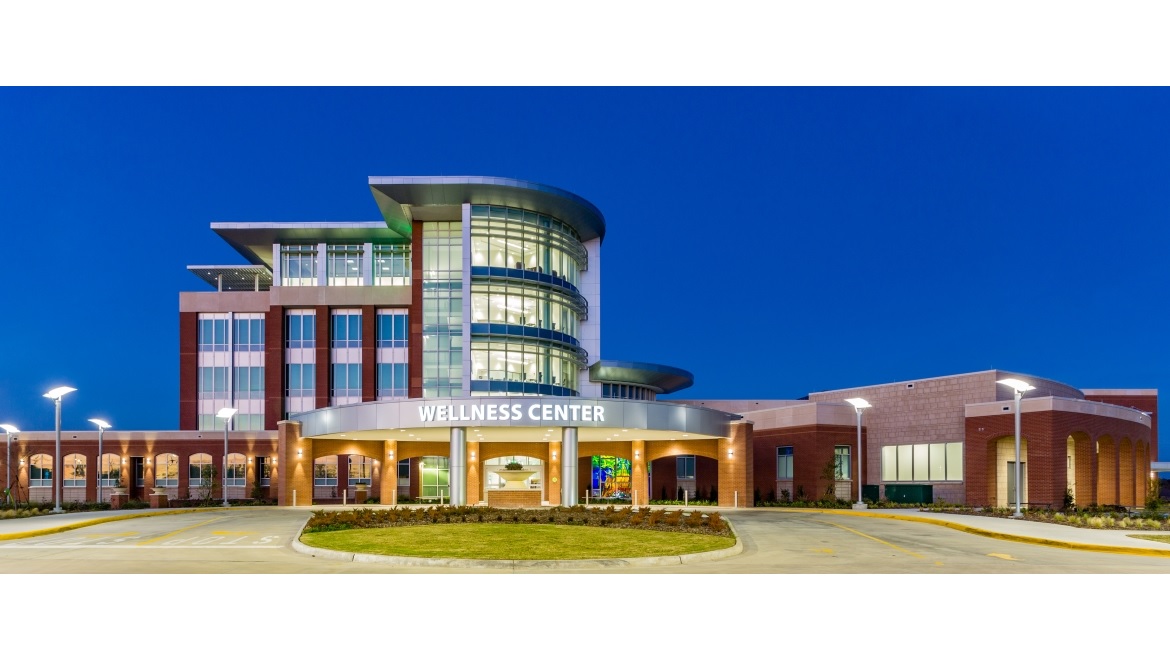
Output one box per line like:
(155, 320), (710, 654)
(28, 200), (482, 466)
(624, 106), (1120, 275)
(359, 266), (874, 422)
(591, 455), (631, 498)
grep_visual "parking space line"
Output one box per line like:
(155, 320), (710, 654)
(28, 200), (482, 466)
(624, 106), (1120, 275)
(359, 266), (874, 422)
(137, 517), (223, 546)
(821, 520), (926, 559)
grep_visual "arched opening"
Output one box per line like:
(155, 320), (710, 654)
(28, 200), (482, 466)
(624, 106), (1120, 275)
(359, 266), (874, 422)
(483, 455), (544, 496)
(1096, 435), (1117, 506)
(648, 454), (718, 504)
(63, 453), (86, 503)
(155, 453), (179, 494)
(226, 453), (247, 501)
(1067, 432), (1093, 508)
(188, 453), (215, 501)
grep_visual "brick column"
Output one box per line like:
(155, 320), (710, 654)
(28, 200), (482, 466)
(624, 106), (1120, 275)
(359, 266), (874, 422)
(179, 311), (199, 430)
(547, 441), (561, 506)
(264, 305), (285, 430)
(630, 440), (647, 507)
(315, 306), (330, 410)
(408, 219), (423, 398)
(361, 305), (377, 402)
(381, 439), (398, 505)
(718, 421), (753, 508)
(277, 420), (313, 506)
(467, 440), (481, 505)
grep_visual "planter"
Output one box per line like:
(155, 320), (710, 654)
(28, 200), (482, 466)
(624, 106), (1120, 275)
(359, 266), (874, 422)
(497, 468), (538, 490)
(111, 487), (128, 495)
(151, 487), (168, 496)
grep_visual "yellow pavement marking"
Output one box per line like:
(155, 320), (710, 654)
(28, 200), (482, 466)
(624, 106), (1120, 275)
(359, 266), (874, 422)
(0, 508), (216, 542)
(812, 547), (834, 554)
(136, 517), (222, 546)
(84, 532), (138, 538)
(988, 553), (1018, 561)
(822, 520), (926, 559)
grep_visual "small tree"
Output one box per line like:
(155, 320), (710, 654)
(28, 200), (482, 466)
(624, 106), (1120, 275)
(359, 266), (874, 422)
(196, 464), (217, 505)
(820, 453), (838, 502)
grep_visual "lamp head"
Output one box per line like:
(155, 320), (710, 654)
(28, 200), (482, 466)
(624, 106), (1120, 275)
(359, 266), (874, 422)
(845, 398), (872, 410)
(43, 386), (77, 400)
(0, 424), (19, 435)
(216, 408), (238, 420)
(88, 419), (111, 430)
(997, 378), (1035, 394)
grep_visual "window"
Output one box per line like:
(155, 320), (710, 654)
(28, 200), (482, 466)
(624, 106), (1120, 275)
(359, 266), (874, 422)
(286, 363), (315, 397)
(835, 445), (851, 480)
(421, 222), (463, 398)
(233, 366), (265, 399)
(155, 454), (179, 486)
(314, 455), (338, 486)
(419, 457), (450, 500)
(331, 310), (362, 348)
(99, 454), (120, 487)
(374, 244), (411, 286)
(29, 455), (52, 487)
(377, 363), (408, 400)
(281, 245), (317, 286)
(258, 456), (272, 485)
(199, 366), (228, 395)
(225, 454), (246, 486)
(677, 455), (695, 479)
(286, 311), (316, 348)
(881, 442), (964, 482)
(348, 456), (372, 485)
(377, 309), (409, 348)
(64, 454), (86, 487)
(777, 446), (794, 479)
(189, 453), (213, 486)
(198, 316), (229, 352)
(326, 244), (364, 286)
(332, 363), (362, 398)
(233, 317), (265, 352)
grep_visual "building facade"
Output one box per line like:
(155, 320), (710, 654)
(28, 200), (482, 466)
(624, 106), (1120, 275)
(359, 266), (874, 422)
(0, 177), (1157, 510)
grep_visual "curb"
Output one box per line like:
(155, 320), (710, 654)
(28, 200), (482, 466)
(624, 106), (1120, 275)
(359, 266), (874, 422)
(767, 507), (1170, 558)
(0, 507), (225, 542)
(291, 518), (743, 569)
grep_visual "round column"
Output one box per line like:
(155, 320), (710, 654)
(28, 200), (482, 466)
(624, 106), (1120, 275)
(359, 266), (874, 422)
(450, 427), (467, 506)
(560, 427), (578, 506)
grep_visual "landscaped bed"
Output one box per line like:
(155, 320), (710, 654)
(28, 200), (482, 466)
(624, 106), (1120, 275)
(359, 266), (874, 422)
(300, 505), (735, 560)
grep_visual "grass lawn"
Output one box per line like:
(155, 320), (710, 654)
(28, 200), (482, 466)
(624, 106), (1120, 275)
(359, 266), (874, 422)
(1130, 535), (1170, 544)
(300, 523), (736, 560)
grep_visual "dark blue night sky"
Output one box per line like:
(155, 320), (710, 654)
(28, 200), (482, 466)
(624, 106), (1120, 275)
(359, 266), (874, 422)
(1, 87), (1167, 454)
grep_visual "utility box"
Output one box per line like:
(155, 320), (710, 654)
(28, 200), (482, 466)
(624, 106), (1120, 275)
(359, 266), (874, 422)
(883, 484), (933, 504)
(861, 484), (880, 504)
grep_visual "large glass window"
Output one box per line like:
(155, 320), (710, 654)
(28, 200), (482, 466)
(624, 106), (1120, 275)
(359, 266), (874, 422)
(377, 363), (408, 399)
(198, 366), (228, 395)
(602, 383), (655, 401)
(591, 456), (631, 498)
(281, 245), (317, 287)
(258, 456), (272, 485)
(881, 442), (964, 482)
(419, 457), (450, 501)
(470, 281), (584, 339)
(469, 339), (583, 393)
(233, 366), (264, 399)
(326, 244), (364, 286)
(29, 454), (52, 487)
(332, 363), (362, 398)
(469, 205), (586, 288)
(421, 222), (463, 398)
(155, 454), (179, 486)
(374, 244), (411, 286)
(64, 454), (86, 487)
(314, 456), (338, 486)
(777, 446), (794, 479)
(677, 455), (696, 480)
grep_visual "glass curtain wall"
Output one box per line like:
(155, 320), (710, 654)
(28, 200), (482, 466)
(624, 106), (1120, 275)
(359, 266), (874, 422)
(421, 223), (463, 397)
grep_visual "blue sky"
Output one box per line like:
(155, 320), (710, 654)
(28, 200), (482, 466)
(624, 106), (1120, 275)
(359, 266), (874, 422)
(0, 87), (1166, 453)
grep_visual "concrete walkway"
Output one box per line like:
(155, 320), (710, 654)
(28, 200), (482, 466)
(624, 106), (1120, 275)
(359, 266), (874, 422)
(4, 504), (1170, 558)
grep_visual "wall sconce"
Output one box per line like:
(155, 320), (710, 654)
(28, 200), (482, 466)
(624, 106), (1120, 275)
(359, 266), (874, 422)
(146, 457), (151, 464)
(552, 451), (558, 460)
(297, 449), (303, 457)
(122, 458), (127, 464)
(727, 449), (734, 458)
(19, 458), (24, 465)
(248, 457), (253, 464)
(388, 450), (394, 458)
(470, 451), (476, 458)
(634, 450), (640, 459)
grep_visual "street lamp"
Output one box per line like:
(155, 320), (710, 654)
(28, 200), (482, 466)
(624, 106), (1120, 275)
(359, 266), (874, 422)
(43, 386), (76, 513)
(217, 407), (237, 508)
(1, 424), (19, 504)
(88, 419), (111, 504)
(845, 398), (871, 510)
(997, 378), (1035, 518)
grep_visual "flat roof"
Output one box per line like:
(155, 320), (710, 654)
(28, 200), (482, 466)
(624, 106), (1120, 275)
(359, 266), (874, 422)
(209, 222), (404, 267)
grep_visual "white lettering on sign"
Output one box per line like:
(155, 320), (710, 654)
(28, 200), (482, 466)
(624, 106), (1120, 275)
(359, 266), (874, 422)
(418, 403), (605, 424)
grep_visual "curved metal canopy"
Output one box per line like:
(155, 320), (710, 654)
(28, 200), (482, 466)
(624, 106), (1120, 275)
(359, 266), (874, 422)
(589, 360), (694, 394)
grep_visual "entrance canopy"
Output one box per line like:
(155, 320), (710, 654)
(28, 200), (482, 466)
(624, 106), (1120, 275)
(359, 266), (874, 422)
(291, 397), (741, 442)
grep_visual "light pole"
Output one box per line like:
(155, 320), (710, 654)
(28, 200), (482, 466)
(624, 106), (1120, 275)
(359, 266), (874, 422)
(845, 398), (871, 510)
(997, 378), (1035, 518)
(1, 424), (19, 504)
(217, 407), (237, 508)
(88, 419), (111, 504)
(43, 387), (76, 513)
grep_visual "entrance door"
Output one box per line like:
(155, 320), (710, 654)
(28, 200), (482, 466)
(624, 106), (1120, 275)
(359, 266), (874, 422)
(1007, 461), (1027, 507)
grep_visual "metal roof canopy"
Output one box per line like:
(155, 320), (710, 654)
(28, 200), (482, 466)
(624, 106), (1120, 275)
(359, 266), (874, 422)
(589, 360), (694, 394)
(210, 222), (405, 267)
(188, 265), (273, 291)
(370, 176), (607, 242)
